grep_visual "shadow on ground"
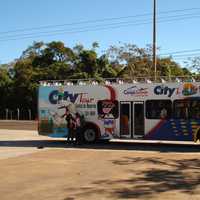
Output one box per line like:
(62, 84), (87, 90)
(63, 157), (200, 199)
(1, 138), (200, 199)
(0, 139), (200, 152)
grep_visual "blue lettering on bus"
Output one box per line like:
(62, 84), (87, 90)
(49, 90), (79, 104)
(154, 85), (176, 97)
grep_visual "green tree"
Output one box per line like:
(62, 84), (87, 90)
(106, 43), (153, 79)
(186, 57), (200, 73)
(1, 40), (194, 119)
(106, 43), (191, 80)
(0, 68), (13, 116)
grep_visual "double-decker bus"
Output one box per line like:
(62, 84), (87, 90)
(38, 79), (200, 143)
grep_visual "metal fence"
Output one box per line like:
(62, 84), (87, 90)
(0, 109), (34, 120)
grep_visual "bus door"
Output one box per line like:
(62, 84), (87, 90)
(132, 102), (144, 137)
(120, 102), (131, 138)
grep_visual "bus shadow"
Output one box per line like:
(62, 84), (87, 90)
(87, 141), (200, 153)
(0, 140), (68, 148)
(0, 139), (200, 152)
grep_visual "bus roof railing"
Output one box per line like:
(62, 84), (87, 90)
(39, 75), (200, 86)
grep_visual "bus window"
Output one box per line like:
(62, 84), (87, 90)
(146, 100), (172, 119)
(174, 100), (190, 119)
(120, 103), (130, 136)
(190, 100), (200, 119)
(175, 99), (200, 119)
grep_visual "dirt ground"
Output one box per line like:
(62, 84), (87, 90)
(0, 128), (200, 200)
(0, 120), (37, 130)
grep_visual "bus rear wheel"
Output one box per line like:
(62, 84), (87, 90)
(194, 127), (200, 143)
(83, 127), (97, 143)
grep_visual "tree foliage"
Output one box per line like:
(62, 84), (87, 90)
(0, 41), (193, 119)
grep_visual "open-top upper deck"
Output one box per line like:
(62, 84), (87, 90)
(39, 75), (200, 87)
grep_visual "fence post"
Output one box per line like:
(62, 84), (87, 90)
(28, 109), (31, 120)
(5, 108), (8, 120)
(10, 110), (13, 120)
(17, 108), (20, 120)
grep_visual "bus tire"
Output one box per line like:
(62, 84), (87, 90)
(194, 127), (200, 143)
(82, 125), (98, 144)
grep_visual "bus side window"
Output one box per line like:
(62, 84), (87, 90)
(189, 100), (200, 119)
(173, 99), (200, 119)
(146, 100), (172, 119)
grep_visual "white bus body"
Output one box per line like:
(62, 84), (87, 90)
(38, 82), (200, 143)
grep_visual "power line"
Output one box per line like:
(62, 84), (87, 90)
(0, 7), (199, 36)
(159, 53), (200, 61)
(173, 56), (200, 61)
(0, 13), (199, 42)
(0, 12), (199, 40)
(1, 12), (199, 40)
(159, 50), (200, 60)
(159, 49), (200, 56)
(171, 53), (200, 58)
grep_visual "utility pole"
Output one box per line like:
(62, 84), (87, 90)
(153, 0), (157, 82)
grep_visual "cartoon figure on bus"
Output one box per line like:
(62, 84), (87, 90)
(97, 100), (118, 138)
(103, 118), (116, 137)
(182, 83), (198, 96)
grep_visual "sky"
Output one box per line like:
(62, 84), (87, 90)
(1, 0), (200, 65)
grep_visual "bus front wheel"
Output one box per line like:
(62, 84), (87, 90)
(83, 127), (97, 143)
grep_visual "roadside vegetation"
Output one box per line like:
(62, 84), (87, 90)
(0, 41), (198, 118)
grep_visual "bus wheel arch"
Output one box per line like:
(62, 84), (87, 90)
(82, 122), (100, 143)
